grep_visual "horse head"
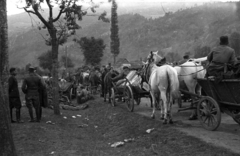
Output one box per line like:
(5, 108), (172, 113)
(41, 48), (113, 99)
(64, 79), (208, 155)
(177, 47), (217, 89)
(147, 51), (163, 64)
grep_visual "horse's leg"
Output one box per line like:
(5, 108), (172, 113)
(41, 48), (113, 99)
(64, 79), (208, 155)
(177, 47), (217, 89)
(108, 86), (111, 103)
(159, 95), (164, 120)
(104, 84), (107, 102)
(160, 90), (168, 124)
(186, 80), (197, 105)
(150, 91), (156, 119)
(186, 80), (198, 120)
(150, 95), (153, 108)
(195, 84), (201, 96)
(168, 93), (174, 124)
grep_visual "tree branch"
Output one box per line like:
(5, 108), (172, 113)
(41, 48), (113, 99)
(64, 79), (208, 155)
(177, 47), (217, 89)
(32, 4), (51, 29)
(53, 9), (64, 22)
(53, 0), (73, 22)
(23, 8), (36, 15)
(46, 0), (53, 19)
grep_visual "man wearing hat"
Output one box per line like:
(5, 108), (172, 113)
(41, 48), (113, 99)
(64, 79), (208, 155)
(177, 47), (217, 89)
(206, 35), (236, 77)
(34, 67), (47, 120)
(8, 67), (24, 123)
(189, 36), (236, 120)
(22, 66), (43, 122)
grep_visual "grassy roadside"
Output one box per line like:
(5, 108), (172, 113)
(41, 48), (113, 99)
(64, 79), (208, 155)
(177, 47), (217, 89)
(11, 97), (238, 156)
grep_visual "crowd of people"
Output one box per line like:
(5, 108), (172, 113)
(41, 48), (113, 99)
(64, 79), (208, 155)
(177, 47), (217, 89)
(8, 35), (238, 123)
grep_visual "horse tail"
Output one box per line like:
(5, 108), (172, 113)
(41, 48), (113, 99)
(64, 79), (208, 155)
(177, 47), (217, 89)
(167, 66), (180, 100)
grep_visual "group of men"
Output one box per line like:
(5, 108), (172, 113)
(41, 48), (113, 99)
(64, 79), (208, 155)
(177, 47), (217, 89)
(9, 66), (45, 123)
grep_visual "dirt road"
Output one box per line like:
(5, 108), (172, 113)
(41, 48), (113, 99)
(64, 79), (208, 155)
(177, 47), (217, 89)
(134, 98), (240, 154)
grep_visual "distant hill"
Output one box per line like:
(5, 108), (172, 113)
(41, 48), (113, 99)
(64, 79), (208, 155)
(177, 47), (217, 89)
(8, 2), (240, 68)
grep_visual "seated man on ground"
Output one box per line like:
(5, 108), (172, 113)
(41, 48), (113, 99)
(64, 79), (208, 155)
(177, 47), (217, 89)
(77, 84), (92, 104)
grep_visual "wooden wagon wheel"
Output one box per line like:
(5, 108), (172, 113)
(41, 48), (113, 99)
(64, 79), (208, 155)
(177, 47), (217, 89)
(125, 86), (134, 112)
(110, 88), (116, 107)
(197, 96), (221, 131)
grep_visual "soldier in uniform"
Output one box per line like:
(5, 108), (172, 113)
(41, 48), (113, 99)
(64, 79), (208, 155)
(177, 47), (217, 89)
(8, 67), (24, 123)
(34, 67), (47, 120)
(206, 36), (236, 77)
(22, 66), (43, 122)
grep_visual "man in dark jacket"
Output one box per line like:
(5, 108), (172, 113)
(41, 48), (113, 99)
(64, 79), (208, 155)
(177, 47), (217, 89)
(206, 36), (236, 77)
(8, 68), (23, 123)
(22, 66), (43, 122)
(34, 67), (47, 120)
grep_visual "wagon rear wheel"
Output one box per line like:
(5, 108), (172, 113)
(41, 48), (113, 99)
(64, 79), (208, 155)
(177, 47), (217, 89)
(197, 96), (221, 131)
(125, 86), (134, 112)
(110, 88), (116, 107)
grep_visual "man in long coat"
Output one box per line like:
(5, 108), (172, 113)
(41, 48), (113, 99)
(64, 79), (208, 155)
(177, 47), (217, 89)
(22, 66), (43, 122)
(8, 67), (23, 123)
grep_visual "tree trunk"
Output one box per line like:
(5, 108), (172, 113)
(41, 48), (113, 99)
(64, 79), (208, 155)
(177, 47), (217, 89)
(50, 29), (60, 115)
(0, 0), (18, 155)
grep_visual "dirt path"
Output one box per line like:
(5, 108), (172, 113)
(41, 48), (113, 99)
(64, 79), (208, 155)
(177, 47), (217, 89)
(133, 98), (240, 154)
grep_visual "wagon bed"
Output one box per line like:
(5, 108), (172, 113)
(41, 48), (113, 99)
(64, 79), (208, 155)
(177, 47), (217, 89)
(180, 78), (240, 131)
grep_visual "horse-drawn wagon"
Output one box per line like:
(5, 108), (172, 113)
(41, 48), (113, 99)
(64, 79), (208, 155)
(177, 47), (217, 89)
(179, 77), (240, 131)
(110, 70), (152, 112)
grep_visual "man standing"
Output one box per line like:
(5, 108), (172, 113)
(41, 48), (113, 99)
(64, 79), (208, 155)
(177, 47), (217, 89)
(8, 68), (23, 123)
(34, 67), (47, 120)
(22, 66), (43, 122)
(206, 36), (236, 77)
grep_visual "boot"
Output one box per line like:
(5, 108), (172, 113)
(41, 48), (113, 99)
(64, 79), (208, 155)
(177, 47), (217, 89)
(28, 108), (35, 122)
(39, 107), (42, 120)
(10, 108), (16, 123)
(35, 107), (41, 123)
(16, 109), (24, 123)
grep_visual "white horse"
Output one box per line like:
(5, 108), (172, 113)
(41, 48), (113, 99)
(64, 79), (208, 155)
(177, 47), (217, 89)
(146, 51), (180, 124)
(174, 57), (207, 110)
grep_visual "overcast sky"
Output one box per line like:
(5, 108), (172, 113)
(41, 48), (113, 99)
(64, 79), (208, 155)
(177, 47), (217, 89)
(7, 0), (239, 15)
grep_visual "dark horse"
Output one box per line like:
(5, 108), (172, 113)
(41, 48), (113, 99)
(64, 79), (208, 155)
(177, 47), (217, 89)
(103, 69), (119, 103)
(89, 70), (101, 94)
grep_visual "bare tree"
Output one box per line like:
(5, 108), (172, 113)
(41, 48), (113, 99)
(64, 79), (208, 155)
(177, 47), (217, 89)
(0, 0), (18, 155)
(19, 0), (109, 115)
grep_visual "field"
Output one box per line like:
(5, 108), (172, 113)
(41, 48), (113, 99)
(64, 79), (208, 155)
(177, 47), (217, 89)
(11, 96), (238, 156)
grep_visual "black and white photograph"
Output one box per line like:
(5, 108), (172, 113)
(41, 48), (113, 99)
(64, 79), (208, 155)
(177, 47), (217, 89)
(1, 0), (240, 155)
